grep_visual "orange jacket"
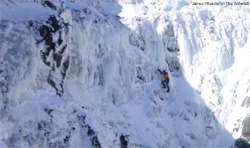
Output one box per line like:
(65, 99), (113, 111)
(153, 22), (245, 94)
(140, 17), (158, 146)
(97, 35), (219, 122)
(163, 73), (169, 79)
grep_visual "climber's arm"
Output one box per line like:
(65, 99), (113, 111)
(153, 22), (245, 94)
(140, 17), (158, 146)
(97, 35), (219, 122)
(158, 69), (162, 74)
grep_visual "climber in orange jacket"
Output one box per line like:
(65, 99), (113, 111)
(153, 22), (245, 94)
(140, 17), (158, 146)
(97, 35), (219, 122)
(158, 68), (170, 92)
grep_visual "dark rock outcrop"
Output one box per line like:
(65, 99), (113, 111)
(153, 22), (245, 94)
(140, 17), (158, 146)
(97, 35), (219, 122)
(120, 134), (129, 148)
(31, 14), (71, 97)
(242, 115), (250, 141)
(42, 0), (57, 10)
(235, 138), (250, 148)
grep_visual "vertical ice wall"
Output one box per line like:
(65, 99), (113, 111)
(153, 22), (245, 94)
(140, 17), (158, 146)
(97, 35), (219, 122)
(172, 2), (250, 144)
(0, 0), (249, 147)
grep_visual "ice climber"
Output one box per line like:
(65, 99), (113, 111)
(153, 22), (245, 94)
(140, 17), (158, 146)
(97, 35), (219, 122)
(158, 68), (170, 92)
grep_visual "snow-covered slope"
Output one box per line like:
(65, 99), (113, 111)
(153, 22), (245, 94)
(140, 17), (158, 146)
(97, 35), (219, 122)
(0, 0), (250, 147)
(172, 1), (250, 146)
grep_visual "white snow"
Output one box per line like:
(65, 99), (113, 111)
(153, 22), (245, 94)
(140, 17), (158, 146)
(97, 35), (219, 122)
(1, 0), (250, 147)
(0, 2), (56, 21)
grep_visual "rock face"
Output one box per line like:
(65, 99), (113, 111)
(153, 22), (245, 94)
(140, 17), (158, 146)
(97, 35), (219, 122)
(242, 115), (250, 141)
(119, 134), (129, 148)
(34, 14), (70, 96)
(2, 106), (101, 148)
(0, 0), (250, 148)
(235, 138), (250, 148)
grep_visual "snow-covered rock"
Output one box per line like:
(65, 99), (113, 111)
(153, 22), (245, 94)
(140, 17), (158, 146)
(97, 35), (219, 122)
(0, 0), (250, 147)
